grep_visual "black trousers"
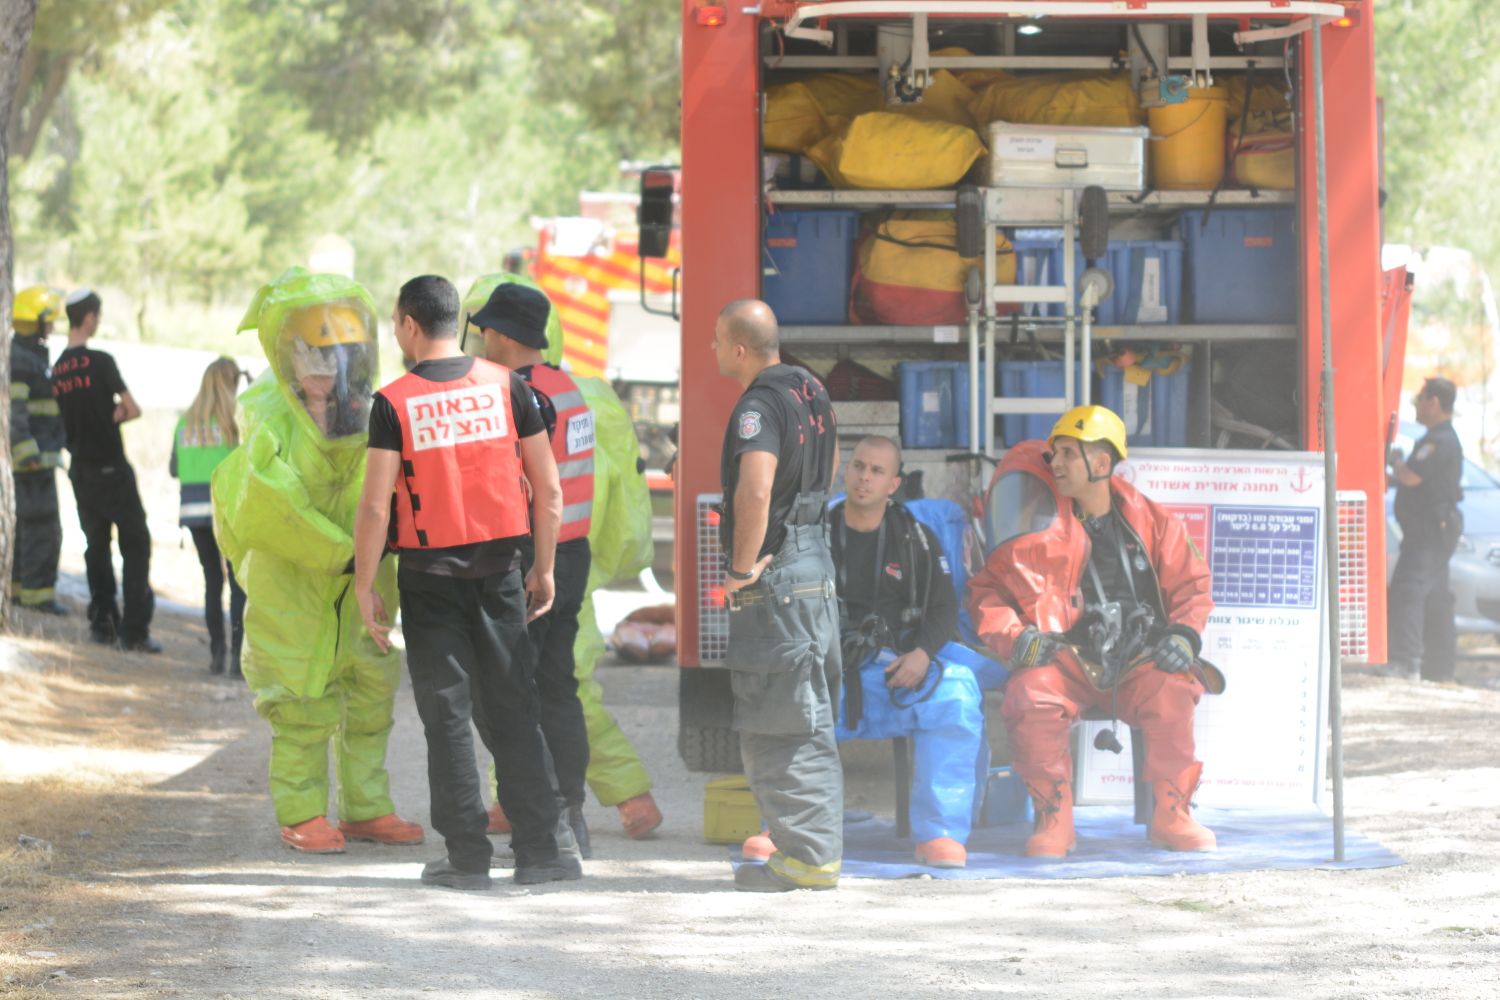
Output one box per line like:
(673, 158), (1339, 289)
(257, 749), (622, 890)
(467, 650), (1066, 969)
(11, 469), (61, 602)
(188, 525), (245, 664)
(516, 537), (592, 807)
(69, 462), (153, 641)
(1388, 530), (1457, 682)
(399, 565), (560, 872)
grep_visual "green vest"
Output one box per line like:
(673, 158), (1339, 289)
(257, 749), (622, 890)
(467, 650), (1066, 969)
(175, 417), (237, 484)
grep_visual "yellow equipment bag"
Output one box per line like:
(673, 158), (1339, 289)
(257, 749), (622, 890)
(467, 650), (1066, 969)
(763, 73), (882, 153)
(896, 69), (980, 129)
(851, 211), (1017, 325)
(970, 72), (1143, 129)
(807, 112), (985, 190)
(1222, 77), (1295, 190)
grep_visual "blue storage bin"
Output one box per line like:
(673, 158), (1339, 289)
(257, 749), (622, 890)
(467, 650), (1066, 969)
(1097, 361), (1194, 447)
(762, 210), (860, 324)
(898, 361), (987, 450)
(978, 766), (1032, 827)
(997, 359), (1087, 446)
(1011, 232), (1183, 325)
(1181, 207), (1298, 323)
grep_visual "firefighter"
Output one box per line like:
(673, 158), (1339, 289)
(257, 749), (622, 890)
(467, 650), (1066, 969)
(463, 274), (662, 847)
(968, 405), (1221, 858)
(469, 282), (593, 853)
(354, 275), (580, 889)
(715, 299), (842, 892)
(8, 286), (67, 614)
(212, 268), (423, 855)
(1387, 377), (1464, 683)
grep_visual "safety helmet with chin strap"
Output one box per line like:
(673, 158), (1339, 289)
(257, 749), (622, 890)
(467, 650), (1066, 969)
(12, 285), (63, 333)
(1049, 404), (1128, 483)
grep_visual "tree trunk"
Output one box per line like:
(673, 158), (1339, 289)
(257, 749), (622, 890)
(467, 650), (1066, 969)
(0, 0), (40, 622)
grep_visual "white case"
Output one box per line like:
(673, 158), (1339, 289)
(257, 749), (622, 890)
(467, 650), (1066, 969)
(988, 122), (1149, 191)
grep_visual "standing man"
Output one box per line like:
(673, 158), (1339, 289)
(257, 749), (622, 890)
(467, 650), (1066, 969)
(51, 289), (158, 650)
(470, 283), (593, 853)
(8, 286), (68, 615)
(968, 406), (1220, 858)
(212, 269), (424, 855)
(1387, 377), (1464, 683)
(353, 275), (580, 890)
(714, 299), (842, 893)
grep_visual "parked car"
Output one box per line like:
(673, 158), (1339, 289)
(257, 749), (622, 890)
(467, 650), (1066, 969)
(1386, 423), (1500, 635)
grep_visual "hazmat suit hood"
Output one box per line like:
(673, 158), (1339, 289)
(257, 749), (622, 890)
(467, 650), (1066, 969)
(239, 268), (379, 442)
(460, 272), (564, 368)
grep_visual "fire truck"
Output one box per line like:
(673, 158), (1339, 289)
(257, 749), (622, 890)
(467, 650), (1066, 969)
(646, 1), (1400, 772)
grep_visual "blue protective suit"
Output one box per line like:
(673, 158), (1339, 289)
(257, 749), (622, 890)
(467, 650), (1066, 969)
(831, 497), (1007, 844)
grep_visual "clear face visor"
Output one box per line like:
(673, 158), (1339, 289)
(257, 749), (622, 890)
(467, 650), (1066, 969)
(985, 470), (1059, 551)
(278, 302), (377, 440)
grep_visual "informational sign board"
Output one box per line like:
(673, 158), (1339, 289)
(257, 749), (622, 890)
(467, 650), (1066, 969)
(1073, 450), (1328, 809)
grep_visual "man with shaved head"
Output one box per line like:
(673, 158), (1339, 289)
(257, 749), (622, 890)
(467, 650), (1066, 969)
(713, 298), (842, 892)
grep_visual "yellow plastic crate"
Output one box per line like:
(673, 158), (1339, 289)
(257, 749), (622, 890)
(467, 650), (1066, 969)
(703, 775), (761, 844)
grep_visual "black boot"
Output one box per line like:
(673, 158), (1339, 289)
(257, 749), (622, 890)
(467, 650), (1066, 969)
(568, 803), (592, 860)
(209, 637), (227, 675)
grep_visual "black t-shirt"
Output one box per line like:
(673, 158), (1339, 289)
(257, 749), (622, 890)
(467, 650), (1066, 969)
(1394, 419), (1463, 538)
(51, 346), (128, 467)
(719, 364), (837, 560)
(369, 356), (545, 578)
(834, 506), (958, 659)
(1075, 506), (1164, 660)
(514, 364), (559, 441)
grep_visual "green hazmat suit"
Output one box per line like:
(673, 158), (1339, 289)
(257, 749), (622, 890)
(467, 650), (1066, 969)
(465, 273), (656, 806)
(212, 269), (403, 828)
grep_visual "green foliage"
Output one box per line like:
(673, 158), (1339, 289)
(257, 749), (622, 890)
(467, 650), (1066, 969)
(1377, 0), (1500, 273)
(10, 0), (681, 345)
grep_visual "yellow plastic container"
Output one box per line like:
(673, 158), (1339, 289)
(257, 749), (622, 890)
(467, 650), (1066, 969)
(1148, 86), (1227, 191)
(703, 775), (762, 844)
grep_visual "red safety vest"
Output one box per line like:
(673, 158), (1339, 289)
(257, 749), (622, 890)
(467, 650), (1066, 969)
(381, 359), (530, 550)
(527, 364), (595, 543)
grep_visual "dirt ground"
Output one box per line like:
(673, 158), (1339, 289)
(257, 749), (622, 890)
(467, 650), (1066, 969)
(3, 542), (1500, 998)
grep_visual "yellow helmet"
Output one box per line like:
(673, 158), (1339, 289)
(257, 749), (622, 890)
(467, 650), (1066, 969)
(13, 285), (63, 328)
(1049, 404), (1129, 462)
(283, 303), (369, 347)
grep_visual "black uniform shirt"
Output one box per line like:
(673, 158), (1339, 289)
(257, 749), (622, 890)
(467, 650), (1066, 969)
(1395, 419), (1463, 537)
(51, 346), (128, 467)
(719, 364), (837, 560)
(834, 507), (957, 659)
(369, 355), (545, 578)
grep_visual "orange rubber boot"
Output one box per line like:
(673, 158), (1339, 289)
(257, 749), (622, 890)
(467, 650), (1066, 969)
(914, 837), (967, 869)
(281, 816), (346, 854)
(1148, 762), (1216, 852)
(1024, 780), (1076, 859)
(487, 801), (511, 834)
(339, 813), (425, 846)
(741, 831), (775, 861)
(617, 792), (663, 839)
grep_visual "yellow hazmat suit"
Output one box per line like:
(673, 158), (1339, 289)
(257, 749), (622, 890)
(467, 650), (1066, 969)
(213, 269), (403, 828)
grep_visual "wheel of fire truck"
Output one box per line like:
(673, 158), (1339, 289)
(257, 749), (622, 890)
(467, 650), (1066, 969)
(678, 723), (742, 773)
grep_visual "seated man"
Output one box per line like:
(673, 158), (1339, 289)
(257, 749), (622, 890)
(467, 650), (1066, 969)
(745, 434), (1001, 869)
(968, 405), (1220, 858)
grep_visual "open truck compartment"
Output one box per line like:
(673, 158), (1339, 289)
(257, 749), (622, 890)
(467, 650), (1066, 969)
(670, 3), (1387, 772)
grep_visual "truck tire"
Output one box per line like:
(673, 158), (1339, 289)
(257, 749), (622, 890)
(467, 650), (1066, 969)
(678, 723), (741, 773)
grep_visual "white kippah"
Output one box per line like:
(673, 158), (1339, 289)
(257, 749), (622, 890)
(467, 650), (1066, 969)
(65, 287), (95, 305)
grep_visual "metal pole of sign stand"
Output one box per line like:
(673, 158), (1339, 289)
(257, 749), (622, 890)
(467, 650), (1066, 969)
(1310, 15), (1345, 863)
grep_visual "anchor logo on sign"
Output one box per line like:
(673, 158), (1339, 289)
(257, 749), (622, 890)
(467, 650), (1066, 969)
(1289, 467), (1315, 494)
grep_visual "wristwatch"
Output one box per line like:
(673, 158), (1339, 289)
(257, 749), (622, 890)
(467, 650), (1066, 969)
(725, 566), (756, 581)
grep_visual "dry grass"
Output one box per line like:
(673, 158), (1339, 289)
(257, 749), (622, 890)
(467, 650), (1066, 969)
(0, 775), (144, 996)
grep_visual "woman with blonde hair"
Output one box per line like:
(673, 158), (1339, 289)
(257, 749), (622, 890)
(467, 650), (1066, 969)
(170, 357), (248, 675)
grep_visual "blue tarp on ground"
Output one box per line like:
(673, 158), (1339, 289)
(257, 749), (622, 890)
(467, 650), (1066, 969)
(732, 807), (1404, 881)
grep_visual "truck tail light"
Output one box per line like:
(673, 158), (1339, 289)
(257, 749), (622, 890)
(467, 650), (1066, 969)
(696, 5), (726, 26)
